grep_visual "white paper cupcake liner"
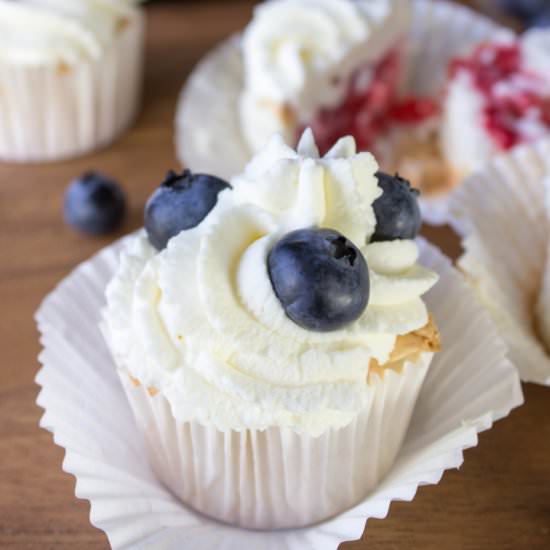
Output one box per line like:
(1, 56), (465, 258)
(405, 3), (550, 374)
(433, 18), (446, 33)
(449, 139), (550, 386)
(119, 352), (432, 530)
(35, 236), (522, 549)
(175, 0), (502, 226)
(535, 177), (550, 348)
(0, 12), (145, 163)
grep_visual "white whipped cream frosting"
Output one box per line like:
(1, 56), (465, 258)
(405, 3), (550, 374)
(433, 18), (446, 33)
(0, 0), (140, 66)
(104, 131), (438, 435)
(240, 0), (410, 152)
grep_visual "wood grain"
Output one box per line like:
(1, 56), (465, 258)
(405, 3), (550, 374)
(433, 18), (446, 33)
(0, 1), (548, 549)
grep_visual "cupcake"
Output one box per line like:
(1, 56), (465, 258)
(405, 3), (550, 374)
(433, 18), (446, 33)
(441, 28), (550, 181)
(0, 0), (145, 163)
(239, 0), (412, 156)
(103, 130), (441, 529)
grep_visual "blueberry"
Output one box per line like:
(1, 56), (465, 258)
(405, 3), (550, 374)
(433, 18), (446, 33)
(371, 172), (421, 242)
(531, 6), (550, 27)
(145, 169), (231, 250)
(64, 171), (126, 235)
(268, 228), (369, 332)
(497, 0), (547, 21)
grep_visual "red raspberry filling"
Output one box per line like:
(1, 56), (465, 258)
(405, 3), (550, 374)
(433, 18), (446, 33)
(303, 49), (440, 155)
(450, 41), (550, 150)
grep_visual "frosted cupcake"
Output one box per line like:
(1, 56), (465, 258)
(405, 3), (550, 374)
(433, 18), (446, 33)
(0, 0), (145, 163)
(441, 28), (550, 181)
(240, 0), (412, 156)
(103, 130), (440, 529)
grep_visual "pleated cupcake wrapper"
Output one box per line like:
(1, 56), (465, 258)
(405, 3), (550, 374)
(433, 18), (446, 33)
(535, 178), (550, 349)
(449, 139), (550, 386)
(175, 0), (502, 226)
(35, 236), (522, 549)
(118, 353), (432, 530)
(0, 13), (145, 163)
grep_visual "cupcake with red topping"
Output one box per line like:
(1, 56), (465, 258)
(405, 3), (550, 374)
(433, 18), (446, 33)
(442, 28), (550, 179)
(376, 27), (550, 210)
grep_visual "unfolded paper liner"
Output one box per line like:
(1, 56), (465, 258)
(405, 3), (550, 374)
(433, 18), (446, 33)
(175, 0), (502, 226)
(0, 13), (145, 163)
(118, 353), (432, 531)
(449, 139), (550, 386)
(535, 178), (550, 349)
(35, 236), (522, 549)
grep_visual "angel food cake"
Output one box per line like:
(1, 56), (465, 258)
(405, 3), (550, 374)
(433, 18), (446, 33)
(103, 131), (440, 529)
(0, 0), (144, 162)
(442, 28), (550, 178)
(240, 0), (416, 156)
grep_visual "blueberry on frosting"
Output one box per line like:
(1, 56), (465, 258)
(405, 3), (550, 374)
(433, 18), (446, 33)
(145, 169), (231, 250)
(268, 228), (369, 332)
(371, 172), (422, 243)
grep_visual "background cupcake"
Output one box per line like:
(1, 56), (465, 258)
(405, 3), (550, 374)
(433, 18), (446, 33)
(346, 25), (550, 212)
(0, 0), (145, 163)
(440, 28), (550, 183)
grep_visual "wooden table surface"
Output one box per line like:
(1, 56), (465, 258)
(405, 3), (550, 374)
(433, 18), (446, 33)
(1, 1), (549, 549)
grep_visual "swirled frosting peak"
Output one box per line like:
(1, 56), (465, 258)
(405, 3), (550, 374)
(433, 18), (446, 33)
(104, 130), (438, 435)
(0, 0), (140, 66)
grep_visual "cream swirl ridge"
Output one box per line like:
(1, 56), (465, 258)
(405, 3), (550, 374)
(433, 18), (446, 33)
(0, 0), (140, 66)
(104, 132), (438, 435)
(241, 0), (408, 115)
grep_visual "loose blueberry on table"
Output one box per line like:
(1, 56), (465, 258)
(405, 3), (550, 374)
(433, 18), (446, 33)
(371, 171), (422, 242)
(268, 228), (370, 332)
(64, 171), (126, 235)
(145, 169), (231, 250)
